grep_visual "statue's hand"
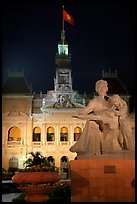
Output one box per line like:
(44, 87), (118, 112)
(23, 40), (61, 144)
(72, 112), (82, 118)
(87, 114), (101, 121)
(72, 115), (79, 118)
(72, 113), (87, 120)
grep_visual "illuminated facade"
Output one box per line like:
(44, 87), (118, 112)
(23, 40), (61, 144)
(2, 30), (135, 178)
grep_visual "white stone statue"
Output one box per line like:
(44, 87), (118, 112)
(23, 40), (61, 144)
(69, 79), (134, 156)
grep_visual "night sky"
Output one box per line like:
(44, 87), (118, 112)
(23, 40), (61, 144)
(2, 0), (135, 97)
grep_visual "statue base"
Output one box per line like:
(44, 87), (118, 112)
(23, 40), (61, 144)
(70, 158), (135, 202)
(76, 150), (135, 160)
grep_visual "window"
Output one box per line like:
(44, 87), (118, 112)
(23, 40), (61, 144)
(74, 126), (82, 141)
(33, 127), (41, 141)
(8, 126), (21, 141)
(60, 126), (68, 141)
(47, 127), (55, 141)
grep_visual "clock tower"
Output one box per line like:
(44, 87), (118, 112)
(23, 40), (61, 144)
(54, 30), (72, 92)
(50, 30), (76, 108)
(41, 28), (83, 110)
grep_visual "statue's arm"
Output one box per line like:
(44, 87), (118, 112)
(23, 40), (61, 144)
(72, 99), (95, 118)
(72, 113), (101, 121)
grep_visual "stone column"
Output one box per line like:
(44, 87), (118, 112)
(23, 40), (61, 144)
(70, 125), (73, 145)
(56, 124), (59, 145)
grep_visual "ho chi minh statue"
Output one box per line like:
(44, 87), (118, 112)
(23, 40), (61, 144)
(69, 79), (134, 159)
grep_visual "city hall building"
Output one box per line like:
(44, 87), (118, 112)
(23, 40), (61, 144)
(2, 30), (135, 178)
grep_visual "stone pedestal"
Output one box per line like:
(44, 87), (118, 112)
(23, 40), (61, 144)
(70, 159), (135, 202)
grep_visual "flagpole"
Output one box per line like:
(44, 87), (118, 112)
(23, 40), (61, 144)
(62, 5), (64, 45)
(62, 5), (64, 32)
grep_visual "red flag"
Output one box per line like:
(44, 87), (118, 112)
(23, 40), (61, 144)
(63, 10), (74, 26)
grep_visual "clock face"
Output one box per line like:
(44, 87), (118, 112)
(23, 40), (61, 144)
(59, 74), (69, 84)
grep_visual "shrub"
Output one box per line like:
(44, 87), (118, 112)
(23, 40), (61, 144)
(8, 167), (19, 176)
(48, 182), (71, 202)
(18, 151), (59, 172)
(12, 192), (27, 202)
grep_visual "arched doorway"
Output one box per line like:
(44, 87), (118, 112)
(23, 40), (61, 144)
(47, 156), (55, 166)
(60, 156), (69, 179)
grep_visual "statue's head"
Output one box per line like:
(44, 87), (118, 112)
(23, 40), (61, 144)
(95, 80), (108, 96)
(109, 94), (125, 107)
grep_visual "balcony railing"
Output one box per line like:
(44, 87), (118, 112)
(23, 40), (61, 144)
(45, 142), (55, 145)
(7, 141), (21, 146)
(60, 141), (69, 145)
(32, 142), (41, 146)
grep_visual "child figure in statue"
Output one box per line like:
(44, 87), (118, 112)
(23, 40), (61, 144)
(106, 94), (134, 151)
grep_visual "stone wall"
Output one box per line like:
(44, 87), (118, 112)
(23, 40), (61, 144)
(70, 160), (135, 202)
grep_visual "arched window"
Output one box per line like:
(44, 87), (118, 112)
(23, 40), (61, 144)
(74, 126), (82, 141)
(47, 127), (55, 141)
(33, 127), (41, 141)
(8, 126), (21, 141)
(60, 126), (68, 141)
(9, 157), (18, 168)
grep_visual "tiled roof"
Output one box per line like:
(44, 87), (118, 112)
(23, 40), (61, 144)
(2, 76), (32, 94)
